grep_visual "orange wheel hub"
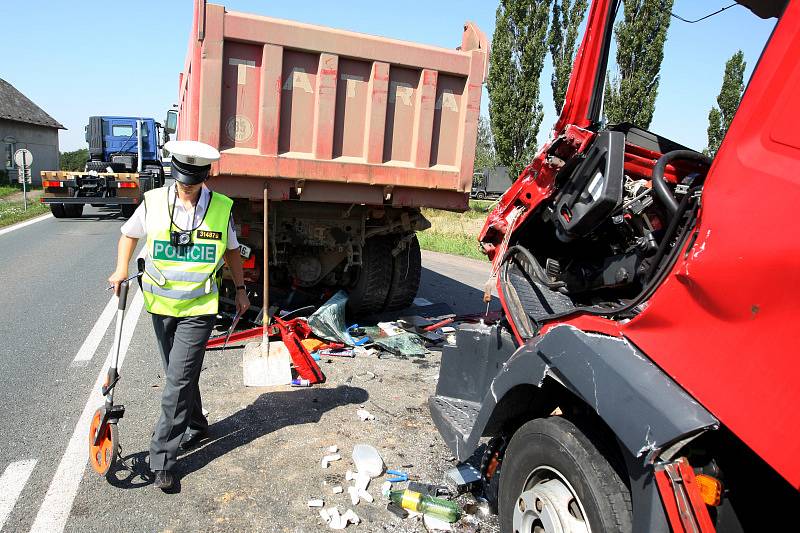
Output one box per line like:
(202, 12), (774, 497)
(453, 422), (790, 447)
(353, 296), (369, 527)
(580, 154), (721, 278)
(88, 408), (117, 475)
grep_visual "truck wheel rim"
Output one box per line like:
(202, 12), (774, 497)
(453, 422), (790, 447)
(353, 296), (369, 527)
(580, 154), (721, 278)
(512, 465), (590, 533)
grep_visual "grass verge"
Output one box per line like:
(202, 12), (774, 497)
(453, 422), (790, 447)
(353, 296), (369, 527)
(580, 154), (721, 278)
(0, 185), (20, 198)
(418, 199), (496, 260)
(0, 199), (50, 228)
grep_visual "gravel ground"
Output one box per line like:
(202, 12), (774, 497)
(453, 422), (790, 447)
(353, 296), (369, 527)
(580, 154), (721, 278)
(154, 343), (499, 532)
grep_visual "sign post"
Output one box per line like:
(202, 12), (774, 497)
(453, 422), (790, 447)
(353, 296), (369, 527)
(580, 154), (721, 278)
(14, 149), (34, 211)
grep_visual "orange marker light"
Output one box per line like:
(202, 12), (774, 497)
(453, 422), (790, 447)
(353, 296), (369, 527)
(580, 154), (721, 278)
(694, 474), (722, 506)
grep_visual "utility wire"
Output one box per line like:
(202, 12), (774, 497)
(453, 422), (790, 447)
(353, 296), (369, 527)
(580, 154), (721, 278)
(671, 2), (738, 23)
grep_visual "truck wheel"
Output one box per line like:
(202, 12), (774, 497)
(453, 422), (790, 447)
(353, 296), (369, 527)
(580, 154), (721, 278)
(50, 203), (67, 218)
(64, 204), (84, 218)
(499, 417), (632, 533)
(120, 204), (137, 218)
(384, 234), (422, 311)
(347, 237), (393, 316)
(476, 191), (486, 200)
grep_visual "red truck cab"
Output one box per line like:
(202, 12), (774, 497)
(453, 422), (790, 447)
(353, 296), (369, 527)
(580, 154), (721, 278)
(430, 1), (800, 531)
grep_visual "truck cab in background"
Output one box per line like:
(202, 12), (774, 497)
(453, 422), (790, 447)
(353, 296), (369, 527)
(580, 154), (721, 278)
(431, 0), (800, 531)
(471, 166), (512, 200)
(40, 116), (166, 218)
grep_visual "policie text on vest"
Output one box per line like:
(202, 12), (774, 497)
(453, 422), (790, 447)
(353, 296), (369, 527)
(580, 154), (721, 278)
(153, 240), (217, 263)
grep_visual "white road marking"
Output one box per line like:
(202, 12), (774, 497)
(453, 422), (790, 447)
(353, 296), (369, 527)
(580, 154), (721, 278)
(71, 296), (117, 365)
(30, 290), (144, 533)
(0, 214), (53, 237)
(413, 297), (433, 306)
(0, 459), (37, 530)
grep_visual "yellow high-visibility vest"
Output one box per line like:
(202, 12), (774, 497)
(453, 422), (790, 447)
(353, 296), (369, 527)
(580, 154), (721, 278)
(141, 187), (233, 317)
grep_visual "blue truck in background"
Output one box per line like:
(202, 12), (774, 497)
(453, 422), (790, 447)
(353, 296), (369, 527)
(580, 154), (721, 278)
(41, 116), (166, 218)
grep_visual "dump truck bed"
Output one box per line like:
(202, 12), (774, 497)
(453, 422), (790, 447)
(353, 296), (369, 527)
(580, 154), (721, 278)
(178, 1), (488, 210)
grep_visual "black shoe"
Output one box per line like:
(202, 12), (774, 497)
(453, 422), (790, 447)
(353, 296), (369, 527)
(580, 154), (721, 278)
(179, 429), (208, 451)
(153, 470), (174, 490)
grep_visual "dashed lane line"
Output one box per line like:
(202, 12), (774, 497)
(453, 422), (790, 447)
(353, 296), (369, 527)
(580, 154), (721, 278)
(0, 459), (37, 531)
(30, 290), (144, 533)
(71, 295), (117, 366)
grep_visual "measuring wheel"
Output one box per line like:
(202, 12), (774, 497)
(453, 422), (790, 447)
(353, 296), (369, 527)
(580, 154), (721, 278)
(89, 407), (119, 476)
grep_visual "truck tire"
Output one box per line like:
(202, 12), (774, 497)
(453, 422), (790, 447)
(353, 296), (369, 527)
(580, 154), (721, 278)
(498, 416), (632, 533)
(50, 203), (67, 218)
(347, 237), (393, 316)
(64, 204), (84, 218)
(384, 234), (422, 311)
(120, 204), (137, 218)
(476, 191), (486, 200)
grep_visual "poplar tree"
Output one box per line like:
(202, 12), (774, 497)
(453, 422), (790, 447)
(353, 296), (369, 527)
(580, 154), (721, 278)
(487, 0), (553, 179)
(548, 0), (588, 113)
(604, 0), (674, 128)
(474, 115), (497, 171)
(706, 51), (746, 157)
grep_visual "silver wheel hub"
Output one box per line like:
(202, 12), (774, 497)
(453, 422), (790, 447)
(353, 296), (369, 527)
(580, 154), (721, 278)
(512, 467), (590, 533)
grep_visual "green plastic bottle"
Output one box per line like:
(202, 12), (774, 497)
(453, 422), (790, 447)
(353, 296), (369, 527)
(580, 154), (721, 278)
(387, 489), (461, 522)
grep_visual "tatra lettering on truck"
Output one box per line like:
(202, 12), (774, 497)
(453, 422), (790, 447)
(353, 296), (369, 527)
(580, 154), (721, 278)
(169, 0), (489, 316)
(41, 116), (166, 218)
(430, 0), (800, 532)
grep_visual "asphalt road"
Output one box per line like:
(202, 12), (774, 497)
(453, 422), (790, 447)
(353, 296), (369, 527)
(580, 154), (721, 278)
(0, 207), (496, 532)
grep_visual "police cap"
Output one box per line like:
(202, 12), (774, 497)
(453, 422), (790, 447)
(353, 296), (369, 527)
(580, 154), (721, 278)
(165, 140), (221, 185)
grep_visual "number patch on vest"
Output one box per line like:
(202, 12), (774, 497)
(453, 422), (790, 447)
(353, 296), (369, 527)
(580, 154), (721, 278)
(153, 240), (217, 263)
(196, 230), (222, 240)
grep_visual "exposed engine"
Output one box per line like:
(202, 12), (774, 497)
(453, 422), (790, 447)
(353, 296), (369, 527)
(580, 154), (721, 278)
(500, 125), (711, 332)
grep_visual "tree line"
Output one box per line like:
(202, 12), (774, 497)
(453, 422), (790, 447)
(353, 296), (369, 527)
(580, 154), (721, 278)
(477, 0), (746, 178)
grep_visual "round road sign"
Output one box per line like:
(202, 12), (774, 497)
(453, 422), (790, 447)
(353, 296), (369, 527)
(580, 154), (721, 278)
(14, 148), (33, 167)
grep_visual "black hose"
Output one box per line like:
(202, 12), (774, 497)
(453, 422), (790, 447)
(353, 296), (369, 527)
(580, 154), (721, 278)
(644, 186), (698, 282)
(503, 245), (566, 290)
(651, 150), (712, 221)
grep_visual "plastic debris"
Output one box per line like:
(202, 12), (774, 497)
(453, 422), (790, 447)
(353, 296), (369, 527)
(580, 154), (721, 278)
(345, 470), (356, 481)
(327, 445), (339, 454)
(328, 507), (347, 530)
(319, 509), (331, 523)
(321, 453), (342, 468)
(377, 322), (403, 336)
(308, 499), (324, 507)
(332, 486), (343, 494)
(341, 509), (360, 525)
(358, 488), (374, 503)
(352, 444), (384, 477)
(357, 408), (375, 421)
(347, 486), (360, 505)
(355, 472), (371, 491)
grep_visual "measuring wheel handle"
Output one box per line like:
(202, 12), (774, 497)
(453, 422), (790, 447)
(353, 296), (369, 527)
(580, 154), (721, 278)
(88, 279), (131, 477)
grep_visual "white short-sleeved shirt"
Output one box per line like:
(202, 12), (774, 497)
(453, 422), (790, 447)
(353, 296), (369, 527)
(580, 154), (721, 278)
(121, 184), (239, 250)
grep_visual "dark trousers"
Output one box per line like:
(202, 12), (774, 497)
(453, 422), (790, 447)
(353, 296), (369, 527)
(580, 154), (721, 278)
(149, 313), (215, 471)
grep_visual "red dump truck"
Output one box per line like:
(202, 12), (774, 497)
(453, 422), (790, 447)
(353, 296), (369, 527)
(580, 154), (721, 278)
(166, 0), (488, 315)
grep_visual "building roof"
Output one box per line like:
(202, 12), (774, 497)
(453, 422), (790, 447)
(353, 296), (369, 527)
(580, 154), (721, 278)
(0, 78), (65, 129)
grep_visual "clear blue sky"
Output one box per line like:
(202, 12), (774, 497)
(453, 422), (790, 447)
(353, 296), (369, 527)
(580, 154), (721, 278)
(0, 1), (776, 153)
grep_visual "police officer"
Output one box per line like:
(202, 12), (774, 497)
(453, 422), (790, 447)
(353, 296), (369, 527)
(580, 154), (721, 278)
(108, 140), (250, 490)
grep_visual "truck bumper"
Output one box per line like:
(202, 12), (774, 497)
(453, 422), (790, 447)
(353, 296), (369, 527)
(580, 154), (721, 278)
(40, 197), (139, 205)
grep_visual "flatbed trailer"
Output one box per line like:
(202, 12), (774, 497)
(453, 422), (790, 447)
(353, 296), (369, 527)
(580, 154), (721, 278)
(40, 169), (159, 218)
